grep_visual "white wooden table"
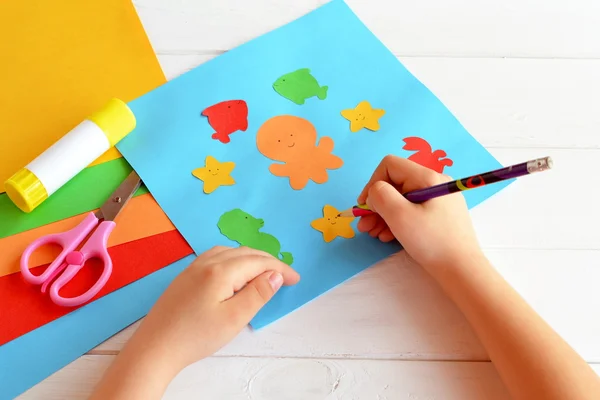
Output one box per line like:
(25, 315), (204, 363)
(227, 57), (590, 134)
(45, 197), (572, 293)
(19, 0), (600, 398)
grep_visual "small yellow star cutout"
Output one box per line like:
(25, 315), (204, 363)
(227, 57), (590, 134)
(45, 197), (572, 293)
(192, 155), (236, 194)
(340, 100), (385, 132)
(311, 205), (355, 243)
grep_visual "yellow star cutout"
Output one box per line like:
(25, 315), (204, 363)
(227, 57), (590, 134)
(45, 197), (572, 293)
(311, 204), (355, 243)
(192, 155), (235, 194)
(340, 100), (385, 132)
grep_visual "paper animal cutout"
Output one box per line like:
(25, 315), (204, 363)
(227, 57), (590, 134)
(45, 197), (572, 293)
(201, 100), (248, 143)
(192, 155), (236, 193)
(402, 137), (453, 173)
(218, 209), (293, 265)
(256, 115), (343, 190)
(341, 100), (385, 132)
(273, 68), (328, 105)
(311, 205), (355, 242)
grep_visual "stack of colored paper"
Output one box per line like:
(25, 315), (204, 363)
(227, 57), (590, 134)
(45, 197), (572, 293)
(0, 1), (194, 397)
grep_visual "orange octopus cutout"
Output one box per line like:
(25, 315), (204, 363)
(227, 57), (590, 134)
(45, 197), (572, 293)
(402, 137), (453, 173)
(311, 205), (355, 242)
(256, 115), (343, 190)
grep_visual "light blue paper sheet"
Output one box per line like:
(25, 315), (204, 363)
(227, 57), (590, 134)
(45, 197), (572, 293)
(0, 255), (195, 400)
(117, 0), (510, 329)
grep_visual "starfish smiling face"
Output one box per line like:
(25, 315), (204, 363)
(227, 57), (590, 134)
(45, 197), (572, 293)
(311, 205), (355, 243)
(192, 155), (236, 194)
(341, 100), (385, 132)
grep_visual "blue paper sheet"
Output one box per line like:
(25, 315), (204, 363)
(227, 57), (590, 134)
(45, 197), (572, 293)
(118, 0), (511, 329)
(0, 255), (195, 400)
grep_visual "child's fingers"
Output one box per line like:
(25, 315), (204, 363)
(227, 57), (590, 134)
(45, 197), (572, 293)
(357, 214), (379, 232)
(378, 228), (395, 243)
(219, 254), (300, 296)
(224, 270), (283, 327)
(357, 216), (396, 242)
(357, 155), (442, 204)
(203, 246), (272, 266)
(192, 245), (232, 265)
(368, 218), (388, 238)
(357, 215), (396, 242)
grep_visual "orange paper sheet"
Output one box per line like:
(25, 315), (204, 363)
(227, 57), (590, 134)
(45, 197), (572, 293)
(0, 194), (176, 278)
(0, 0), (165, 192)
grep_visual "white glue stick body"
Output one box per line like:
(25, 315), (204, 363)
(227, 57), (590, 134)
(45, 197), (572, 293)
(4, 98), (136, 213)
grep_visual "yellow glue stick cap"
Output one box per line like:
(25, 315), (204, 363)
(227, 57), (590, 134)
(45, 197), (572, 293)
(88, 98), (136, 146)
(4, 168), (48, 213)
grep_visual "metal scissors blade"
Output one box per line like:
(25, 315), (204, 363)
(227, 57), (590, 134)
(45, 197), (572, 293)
(98, 171), (142, 221)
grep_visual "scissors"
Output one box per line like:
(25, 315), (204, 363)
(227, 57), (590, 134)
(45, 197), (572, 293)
(20, 171), (142, 307)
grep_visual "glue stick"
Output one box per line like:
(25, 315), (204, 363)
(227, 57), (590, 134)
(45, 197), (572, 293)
(4, 98), (136, 213)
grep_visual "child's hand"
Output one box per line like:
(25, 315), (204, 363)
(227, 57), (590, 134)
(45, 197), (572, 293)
(125, 246), (299, 370)
(357, 155), (483, 271)
(91, 246), (300, 399)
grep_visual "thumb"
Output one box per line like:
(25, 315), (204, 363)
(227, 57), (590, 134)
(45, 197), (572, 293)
(226, 271), (284, 324)
(366, 181), (414, 230)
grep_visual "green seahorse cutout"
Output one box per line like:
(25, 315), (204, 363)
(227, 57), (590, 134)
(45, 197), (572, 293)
(217, 208), (294, 265)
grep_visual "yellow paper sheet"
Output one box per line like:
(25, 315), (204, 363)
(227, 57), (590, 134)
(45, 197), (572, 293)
(0, 0), (166, 192)
(0, 194), (177, 278)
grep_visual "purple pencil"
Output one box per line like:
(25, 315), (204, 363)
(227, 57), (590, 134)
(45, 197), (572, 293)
(338, 156), (553, 218)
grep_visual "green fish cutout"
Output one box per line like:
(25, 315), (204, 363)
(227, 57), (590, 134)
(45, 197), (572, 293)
(273, 68), (328, 105)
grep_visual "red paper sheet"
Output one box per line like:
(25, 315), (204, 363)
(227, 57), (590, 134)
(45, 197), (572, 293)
(0, 230), (193, 346)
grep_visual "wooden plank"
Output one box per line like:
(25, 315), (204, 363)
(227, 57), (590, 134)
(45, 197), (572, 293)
(157, 54), (600, 149)
(399, 58), (600, 149)
(339, 0), (600, 58)
(471, 148), (600, 250)
(18, 355), (512, 399)
(92, 249), (600, 362)
(135, 0), (600, 58)
(134, 0), (322, 54)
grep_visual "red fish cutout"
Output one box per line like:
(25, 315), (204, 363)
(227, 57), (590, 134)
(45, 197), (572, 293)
(201, 100), (249, 143)
(402, 137), (453, 173)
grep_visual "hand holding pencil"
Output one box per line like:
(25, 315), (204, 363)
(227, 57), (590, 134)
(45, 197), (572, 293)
(340, 156), (552, 217)
(347, 155), (552, 270)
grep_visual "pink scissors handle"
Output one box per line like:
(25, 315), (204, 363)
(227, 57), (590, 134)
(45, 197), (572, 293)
(20, 212), (99, 285)
(49, 220), (115, 307)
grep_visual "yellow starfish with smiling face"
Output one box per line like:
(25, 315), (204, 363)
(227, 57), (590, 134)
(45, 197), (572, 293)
(341, 100), (385, 132)
(192, 155), (235, 194)
(311, 204), (355, 243)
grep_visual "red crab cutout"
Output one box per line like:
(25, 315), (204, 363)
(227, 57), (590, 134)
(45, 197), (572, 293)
(402, 137), (453, 173)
